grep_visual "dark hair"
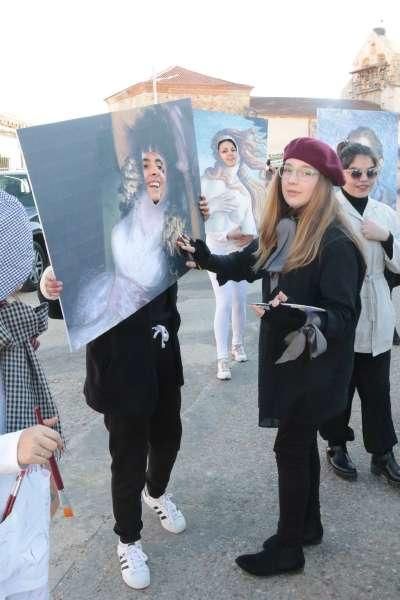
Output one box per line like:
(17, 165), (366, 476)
(336, 141), (378, 169)
(346, 126), (383, 159)
(217, 138), (237, 151)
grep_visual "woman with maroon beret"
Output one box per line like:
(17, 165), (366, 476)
(179, 138), (365, 577)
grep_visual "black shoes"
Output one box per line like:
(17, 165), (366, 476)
(326, 445), (357, 480)
(236, 536), (304, 577)
(262, 519), (323, 550)
(371, 450), (400, 487)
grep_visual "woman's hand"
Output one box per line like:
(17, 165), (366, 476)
(198, 195), (209, 220)
(40, 266), (63, 300)
(227, 227), (254, 247)
(17, 417), (63, 467)
(176, 235), (197, 268)
(361, 219), (390, 242)
(250, 291), (288, 319)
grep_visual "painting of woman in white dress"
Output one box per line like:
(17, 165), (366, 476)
(18, 99), (202, 350)
(193, 111), (267, 380)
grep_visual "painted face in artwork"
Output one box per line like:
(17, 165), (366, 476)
(342, 154), (378, 199)
(142, 151), (166, 204)
(218, 140), (238, 167)
(280, 158), (320, 210)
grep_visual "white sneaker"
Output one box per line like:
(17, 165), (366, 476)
(217, 358), (231, 380)
(142, 486), (186, 533)
(117, 540), (150, 590)
(231, 344), (248, 362)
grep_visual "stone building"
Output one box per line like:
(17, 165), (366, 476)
(343, 27), (400, 112)
(105, 64), (381, 157)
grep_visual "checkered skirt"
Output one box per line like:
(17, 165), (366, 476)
(0, 300), (62, 438)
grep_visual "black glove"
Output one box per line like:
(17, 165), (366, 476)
(263, 304), (307, 332)
(191, 239), (212, 269)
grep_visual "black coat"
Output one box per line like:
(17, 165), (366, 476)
(203, 223), (365, 427)
(41, 284), (184, 417)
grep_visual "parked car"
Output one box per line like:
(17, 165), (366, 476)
(0, 170), (49, 291)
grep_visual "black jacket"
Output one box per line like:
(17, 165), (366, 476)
(199, 223), (365, 427)
(41, 284), (183, 417)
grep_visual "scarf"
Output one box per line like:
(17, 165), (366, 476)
(0, 300), (62, 439)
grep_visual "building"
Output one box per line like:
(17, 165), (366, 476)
(105, 62), (382, 157)
(343, 27), (400, 112)
(0, 114), (26, 170)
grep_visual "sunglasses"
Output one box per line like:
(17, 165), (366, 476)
(345, 168), (378, 180)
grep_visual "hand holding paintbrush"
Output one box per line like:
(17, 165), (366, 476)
(34, 407), (74, 518)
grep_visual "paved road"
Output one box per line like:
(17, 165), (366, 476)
(26, 272), (400, 600)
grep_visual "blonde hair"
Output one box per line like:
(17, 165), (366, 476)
(254, 172), (361, 272)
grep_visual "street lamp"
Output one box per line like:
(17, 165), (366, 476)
(152, 71), (179, 104)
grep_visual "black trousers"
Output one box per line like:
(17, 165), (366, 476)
(319, 351), (398, 454)
(104, 343), (182, 544)
(274, 416), (320, 546)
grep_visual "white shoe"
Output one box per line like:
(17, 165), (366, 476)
(231, 344), (248, 362)
(117, 540), (150, 589)
(217, 358), (231, 380)
(142, 486), (186, 534)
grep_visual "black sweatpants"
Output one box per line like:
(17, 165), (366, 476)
(104, 342), (182, 544)
(319, 351), (398, 454)
(274, 416), (320, 547)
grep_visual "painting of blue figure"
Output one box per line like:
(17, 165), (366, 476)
(193, 110), (268, 236)
(317, 108), (398, 207)
(18, 99), (203, 350)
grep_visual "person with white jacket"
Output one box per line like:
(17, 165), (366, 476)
(0, 190), (63, 599)
(320, 142), (400, 486)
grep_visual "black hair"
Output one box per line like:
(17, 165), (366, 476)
(336, 141), (378, 169)
(346, 126), (383, 160)
(217, 138), (237, 151)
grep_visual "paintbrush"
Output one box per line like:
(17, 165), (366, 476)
(34, 406), (74, 518)
(1, 469), (27, 523)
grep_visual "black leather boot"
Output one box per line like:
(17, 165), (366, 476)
(326, 445), (357, 480)
(371, 450), (400, 486)
(263, 518), (323, 550)
(236, 536), (304, 577)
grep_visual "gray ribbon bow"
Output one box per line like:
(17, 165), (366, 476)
(275, 314), (327, 364)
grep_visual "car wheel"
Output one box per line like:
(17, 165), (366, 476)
(22, 239), (49, 292)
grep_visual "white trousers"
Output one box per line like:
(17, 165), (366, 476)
(208, 271), (249, 359)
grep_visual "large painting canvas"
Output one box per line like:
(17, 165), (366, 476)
(18, 99), (203, 350)
(193, 110), (267, 232)
(317, 108), (398, 207)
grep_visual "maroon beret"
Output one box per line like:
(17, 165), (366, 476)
(283, 137), (345, 187)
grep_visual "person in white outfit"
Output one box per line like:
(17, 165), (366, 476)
(0, 190), (63, 600)
(201, 132), (260, 380)
(320, 142), (400, 485)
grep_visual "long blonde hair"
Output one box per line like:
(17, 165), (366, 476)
(254, 172), (360, 272)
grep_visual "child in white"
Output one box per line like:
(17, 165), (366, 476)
(0, 191), (63, 600)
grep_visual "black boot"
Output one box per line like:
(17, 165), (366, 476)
(263, 518), (323, 550)
(393, 328), (400, 346)
(326, 445), (357, 480)
(236, 536), (304, 577)
(371, 450), (400, 486)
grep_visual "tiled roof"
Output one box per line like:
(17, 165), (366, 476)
(249, 97), (381, 118)
(105, 66), (253, 101)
